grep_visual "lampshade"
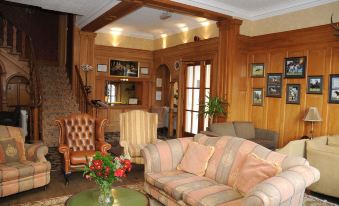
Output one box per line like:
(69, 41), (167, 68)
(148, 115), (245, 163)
(304, 107), (322, 122)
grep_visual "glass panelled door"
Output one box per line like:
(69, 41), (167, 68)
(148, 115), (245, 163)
(183, 61), (211, 136)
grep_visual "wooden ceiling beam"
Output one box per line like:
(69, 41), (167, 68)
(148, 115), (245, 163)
(82, 1), (143, 32)
(124, 0), (231, 21)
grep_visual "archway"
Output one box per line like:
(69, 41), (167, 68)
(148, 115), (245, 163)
(6, 74), (30, 108)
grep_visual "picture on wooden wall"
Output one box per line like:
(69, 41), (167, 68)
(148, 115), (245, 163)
(284, 56), (306, 78)
(251, 63), (265, 77)
(252, 88), (264, 106)
(266, 73), (282, 97)
(307, 76), (323, 94)
(109, 59), (139, 77)
(329, 74), (339, 103)
(286, 84), (300, 104)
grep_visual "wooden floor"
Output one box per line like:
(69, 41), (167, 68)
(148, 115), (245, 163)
(0, 164), (144, 206)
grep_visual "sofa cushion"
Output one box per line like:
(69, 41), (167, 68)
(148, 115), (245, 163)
(0, 138), (25, 163)
(145, 170), (217, 201)
(128, 143), (147, 157)
(183, 184), (242, 206)
(0, 160), (51, 182)
(233, 122), (255, 139)
(70, 150), (95, 165)
(328, 135), (339, 147)
(208, 122), (236, 137)
(177, 142), (215, 176)
(234, 153), (281, 195)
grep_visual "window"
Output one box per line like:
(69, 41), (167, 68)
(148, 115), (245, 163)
(184, 61), (212, 135)
(106, 83), (116, 104)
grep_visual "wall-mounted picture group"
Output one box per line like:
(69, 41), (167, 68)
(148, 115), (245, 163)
(251, 56), (338, 106)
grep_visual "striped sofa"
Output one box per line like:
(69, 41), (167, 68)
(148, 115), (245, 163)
(0, 126), (51, 197)
(142, 135), (320, 206)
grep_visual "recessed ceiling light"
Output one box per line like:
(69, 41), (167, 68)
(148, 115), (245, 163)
(161, 33), (167, 38)
(110, 27), (123, 32)
(181, 27), (189, 32)
(201, 21), (210, 27)
(176, 23), (186, 28)
(196, 17), (207, 22)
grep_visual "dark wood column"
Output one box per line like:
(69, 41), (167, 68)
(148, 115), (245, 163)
(216, 18), (242, 121)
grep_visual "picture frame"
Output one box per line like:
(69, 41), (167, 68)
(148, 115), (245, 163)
(251, 63), (265, 77)
(109, 59), (139, 77)
(140, 67), (149, 75)
(284, 56), (306, 78)
(329, 74), (339, 104)
(286, 84), (301, 104)
(97, 64), (108, 72)
(128, 98), (138, 105)
(307, 75), (323, 94)
(266, 73), (282, 97)
(252, 88), (264, 106)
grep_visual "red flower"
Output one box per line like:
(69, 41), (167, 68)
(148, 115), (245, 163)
(97, 172), (102, 177)
(89, 165), (95, 170)
(114, 169), (125, 177)
(95, 164), (102, 170)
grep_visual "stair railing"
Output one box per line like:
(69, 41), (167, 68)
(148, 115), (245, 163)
(0, 14), (42, 143)
(74, 65), (94, 115)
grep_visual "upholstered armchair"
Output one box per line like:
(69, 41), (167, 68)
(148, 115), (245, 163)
(120, 110), (158, 164)
(56, 113), (111, 182)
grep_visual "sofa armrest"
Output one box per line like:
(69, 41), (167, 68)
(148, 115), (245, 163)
(95, 141), (112, 155)
(141, 137), (193, 173)
(25, 143), (48, 162)
(255, 128), (279, 148)
(243, 165), (320, 206)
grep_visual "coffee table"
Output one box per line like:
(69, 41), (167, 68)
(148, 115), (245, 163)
(65, 187), (149, 206)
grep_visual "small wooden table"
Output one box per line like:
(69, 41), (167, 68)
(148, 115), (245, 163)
(65, 187), (149, 206)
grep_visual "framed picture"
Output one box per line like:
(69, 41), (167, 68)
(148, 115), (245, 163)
(286, 84), (301, 104)
(128, 98), (138, 105)
(109, 59), (139, 77)
(252, 88), (264, 106)
(329, 74), (339, 104)
(251, 63), (265, 77)
(307, 75), (323, 94)
(97, 64), (107, 72)
(140, 67), (149, 75)
(266, 73), (282, 97)
(284, 56), (306, 78)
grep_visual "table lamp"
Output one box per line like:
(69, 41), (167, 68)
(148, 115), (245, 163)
(304, 107), (322, 139)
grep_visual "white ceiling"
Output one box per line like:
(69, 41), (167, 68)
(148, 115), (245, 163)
(96, 7), (215, 39)
(4, 0), (337, 39)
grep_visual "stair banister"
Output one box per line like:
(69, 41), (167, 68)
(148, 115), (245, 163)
(74, 65), (94, 115)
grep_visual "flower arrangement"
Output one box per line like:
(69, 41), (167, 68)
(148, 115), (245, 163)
(83, 152), (131, 205)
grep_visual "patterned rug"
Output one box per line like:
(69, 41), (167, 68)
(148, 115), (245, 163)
(14, 182), (338, 206)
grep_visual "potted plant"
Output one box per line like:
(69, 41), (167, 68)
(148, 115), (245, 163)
(199, 96), (228, 126)
(83, 152), (131, 206)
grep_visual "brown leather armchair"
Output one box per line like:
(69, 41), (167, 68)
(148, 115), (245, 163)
(56, 114), (111, 182)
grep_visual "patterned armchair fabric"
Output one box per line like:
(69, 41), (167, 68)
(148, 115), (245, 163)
(56, 114), (111, 175)
(142, 135), (320, 206)
(0, 125), (50, 197)
(120, 110), (158, 164)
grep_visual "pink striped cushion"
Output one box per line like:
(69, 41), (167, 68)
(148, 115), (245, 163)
(177, 142), (215, 176)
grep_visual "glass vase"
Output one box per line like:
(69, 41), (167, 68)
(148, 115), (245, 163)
(98, 184), (113, 206)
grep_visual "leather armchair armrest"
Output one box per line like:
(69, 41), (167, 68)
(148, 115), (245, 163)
(59, 145), (71, 174)
(95, 141), (111, 155)
(25, 143), (49, 162)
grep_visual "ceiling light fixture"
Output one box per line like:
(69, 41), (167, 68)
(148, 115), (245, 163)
(160, 11), (172, 20)
(110, 27), (123, 35)
(176, 23), (186, 28)
(161, 33), (167, 38)
(181, 27), (189, 32)
(201, 21), (210, 27)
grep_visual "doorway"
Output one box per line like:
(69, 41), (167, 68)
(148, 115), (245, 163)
(183, 60), (211, 136)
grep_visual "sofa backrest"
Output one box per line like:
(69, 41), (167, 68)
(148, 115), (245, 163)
(233, 121), (255, 139)
(207, 122), (236, 137)
(194, 134), (308, 186)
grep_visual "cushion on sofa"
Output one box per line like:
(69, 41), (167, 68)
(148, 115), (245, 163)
(208, 122), (236, 136)
(183, 184), (242, 206)
(234, 153), (281, 194)
(145, 170), (218, 201)
(328, 135), (339, 147)
(177, 142), (215, 176)
(233, 122), (255, 139)
(0, 138), (25, 163)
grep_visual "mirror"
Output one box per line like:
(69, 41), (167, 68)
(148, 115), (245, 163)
(105, 81), (142, 105)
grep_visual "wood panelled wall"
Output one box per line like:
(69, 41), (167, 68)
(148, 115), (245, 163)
(235, 25), (339, 147)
